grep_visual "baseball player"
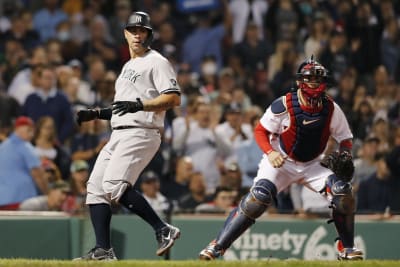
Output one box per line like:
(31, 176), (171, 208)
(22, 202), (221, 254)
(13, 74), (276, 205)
(74, 11), (181, 260)
(199, 57), (364, 261)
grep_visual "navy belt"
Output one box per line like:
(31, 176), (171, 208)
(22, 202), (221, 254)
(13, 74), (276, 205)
(112, 125), (138, 130)
(112, 125), (160, 131)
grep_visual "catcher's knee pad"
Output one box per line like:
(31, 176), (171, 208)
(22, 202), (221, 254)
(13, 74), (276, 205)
(327, 175), (355, 214)
(103, 180), (130, 202)
(240, 179), (277, 219)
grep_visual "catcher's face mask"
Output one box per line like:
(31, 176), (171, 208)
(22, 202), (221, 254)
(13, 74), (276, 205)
(296, 56), (328, 101)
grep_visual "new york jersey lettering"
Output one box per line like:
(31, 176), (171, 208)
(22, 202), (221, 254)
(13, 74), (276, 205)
(121, 69), (141, 83)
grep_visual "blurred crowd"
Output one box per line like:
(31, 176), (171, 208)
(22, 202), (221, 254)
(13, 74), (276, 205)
(0, 0), (400, 217)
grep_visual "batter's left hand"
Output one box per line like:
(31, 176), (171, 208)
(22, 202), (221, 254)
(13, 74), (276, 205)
(112, 98), (144, 116)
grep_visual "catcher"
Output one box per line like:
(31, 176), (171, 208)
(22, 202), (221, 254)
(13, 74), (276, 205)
(199, 56), (363, 261)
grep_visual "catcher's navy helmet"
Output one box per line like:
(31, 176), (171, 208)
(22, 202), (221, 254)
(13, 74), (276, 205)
(296, 55), (328, 100)
(125, 11), (153, 47)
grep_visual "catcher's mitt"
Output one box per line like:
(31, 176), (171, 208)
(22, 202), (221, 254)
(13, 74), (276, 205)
(320, 151), (354, 182)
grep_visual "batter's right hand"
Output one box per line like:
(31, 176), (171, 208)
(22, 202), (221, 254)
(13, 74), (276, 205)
(267, 150), (286, 168)
(77, 109), (98, 125)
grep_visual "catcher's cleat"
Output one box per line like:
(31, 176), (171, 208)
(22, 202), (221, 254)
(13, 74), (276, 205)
(155, 223), (181, 256)
(336, 240), (363, 260)
(73, 247), (117, 261)
(199, 240), (225, 260)
(337, 248), (364, 260)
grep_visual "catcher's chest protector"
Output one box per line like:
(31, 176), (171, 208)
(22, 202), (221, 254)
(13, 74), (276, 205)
(280, 92), (334, 162)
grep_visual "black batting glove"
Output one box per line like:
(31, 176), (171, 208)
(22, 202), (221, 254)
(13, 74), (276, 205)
(111, 98), (144, 116)
(77, 109), (98, 125)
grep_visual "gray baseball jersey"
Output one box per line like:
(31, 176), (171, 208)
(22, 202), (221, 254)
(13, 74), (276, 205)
(111, 49), (180, 129)
(86, 49), (180, 204)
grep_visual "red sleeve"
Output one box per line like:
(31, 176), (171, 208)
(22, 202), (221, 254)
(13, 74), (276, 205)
(339, 139), (353, 153)
(254, 122), (273, 155)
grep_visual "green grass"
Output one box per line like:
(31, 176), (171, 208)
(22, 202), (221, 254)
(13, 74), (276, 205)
(0, 260), (399, 267)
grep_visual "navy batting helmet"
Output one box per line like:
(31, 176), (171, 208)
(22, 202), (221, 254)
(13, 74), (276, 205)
(125, 11), (153, 47)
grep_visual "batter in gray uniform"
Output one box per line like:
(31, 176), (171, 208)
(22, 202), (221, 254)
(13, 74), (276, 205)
(75, 11), (181, 261)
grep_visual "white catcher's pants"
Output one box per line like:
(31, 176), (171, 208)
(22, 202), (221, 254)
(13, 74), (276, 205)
(254, 154), (333, 194)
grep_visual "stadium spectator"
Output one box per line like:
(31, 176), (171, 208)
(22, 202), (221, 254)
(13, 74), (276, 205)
(264, 0), (304, 44)
(107, 0), (132, 48)
(350, 90), (374, 142)
(229, 0), (268, 44)
(388, 87), (400, 125)
(79, 16), (119, 71)
(70, 119), (107, 172)
(369, 118), (391, 153)
(348, 0), (383, 76)
(32, 116), (71, 179)
(160, 156), (193, 203)
(68, 1), (104, 45)
(45, 38), (64, 66)
(219, 162), (246, 204)
(303, 12), (329, 60)
(67, 59), (93, 106)
(0, 0), (20, 33)
(178, 172), (208, 213)
(195, 186), (237, 214)
(0, 90), (20, 142)
(84, 56), (106, 105)
(182, 1), (232, 73)
(235, 114), (263, 187)
(319, 26), (353, 84)
(357, 153), (400, 214)
(297, 185), (330, 217)
(55, 65), (73, 93)
(62, 160), (90, 214)
(22, 66), (74, 144)
(1, 38), (25, 90)
(174, 64), (199, 102)
(7, 46), (48, 105)
(0, 116), (48, 209)
(353, 136), (380, 191)
(32, 0), (68, 42)
(380, 17), (400, 82)
(151, 21), (181, 63)
(215, 104), (252, 165)
(229, 21), (273, 86)
(62, 76), (88, 114)
(172, 101), (231, 194)
(139, 171), (171, 219)
(210, 67), (238, 108)
(95, 70), (116, 108)
(331, 71), (357, 117)
(267, 36), (295, 83)
(55, 20), (81, 63)
(19, 180), (71, 211)
(41, 158), (63, 184)
(269, 41), (299, 99)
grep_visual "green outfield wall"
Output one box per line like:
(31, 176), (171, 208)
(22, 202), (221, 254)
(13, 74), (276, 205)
(0, 215), (399, 260)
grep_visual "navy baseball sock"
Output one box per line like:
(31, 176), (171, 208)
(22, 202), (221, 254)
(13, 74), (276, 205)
(89, 204), (112, 249)
(119, 187), (166, 231)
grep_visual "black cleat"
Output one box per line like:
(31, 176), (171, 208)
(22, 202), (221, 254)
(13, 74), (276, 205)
(155, 223), (181, 256)
(73, 247), (117, 261)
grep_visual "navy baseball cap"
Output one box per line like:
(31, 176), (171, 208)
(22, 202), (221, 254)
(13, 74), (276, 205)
(141, 170), (159, 183)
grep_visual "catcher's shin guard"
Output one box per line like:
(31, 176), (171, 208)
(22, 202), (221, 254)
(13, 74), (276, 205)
(326, 175), (356, 248)
(216, 179), (277, 249)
